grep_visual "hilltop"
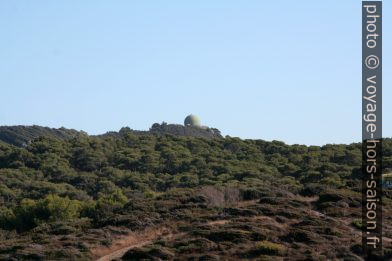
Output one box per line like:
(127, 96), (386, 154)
(0, 123), (222, 147)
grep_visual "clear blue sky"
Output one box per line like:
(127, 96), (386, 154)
(0, 1), (390, 145)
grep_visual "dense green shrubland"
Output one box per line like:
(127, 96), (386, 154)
(0, 131), (391, 232)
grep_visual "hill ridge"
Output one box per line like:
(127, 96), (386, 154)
(0, 123), (222, 147)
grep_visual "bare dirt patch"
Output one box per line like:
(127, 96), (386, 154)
(92, 226), (176, 261)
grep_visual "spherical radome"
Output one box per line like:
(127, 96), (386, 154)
(184, 114), (201, 126)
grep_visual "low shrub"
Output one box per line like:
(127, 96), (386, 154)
(351, 220), (364, 229)
(255, 240), (286, 255)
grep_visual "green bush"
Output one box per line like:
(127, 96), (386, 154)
(42, 194), (82, 221)
(351, 220), (364, 229)
(0, 195), (82, 231)
(97, 189), (127, 207)
(256, 240), (286, 255)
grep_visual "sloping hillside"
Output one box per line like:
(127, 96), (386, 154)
(0, 129), (391, 260)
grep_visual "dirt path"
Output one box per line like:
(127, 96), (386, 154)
(93, 217), (236, 261)
(95, 240), (152, 261)
(92, 200), (264, 260)
(91, 197), (329, 261)
(92, 226), (178, 261)
(92, 196), (391, 260)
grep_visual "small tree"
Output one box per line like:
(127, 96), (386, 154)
(40, 194), (82, 222)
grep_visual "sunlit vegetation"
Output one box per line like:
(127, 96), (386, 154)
(0, 128), (391, 260)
